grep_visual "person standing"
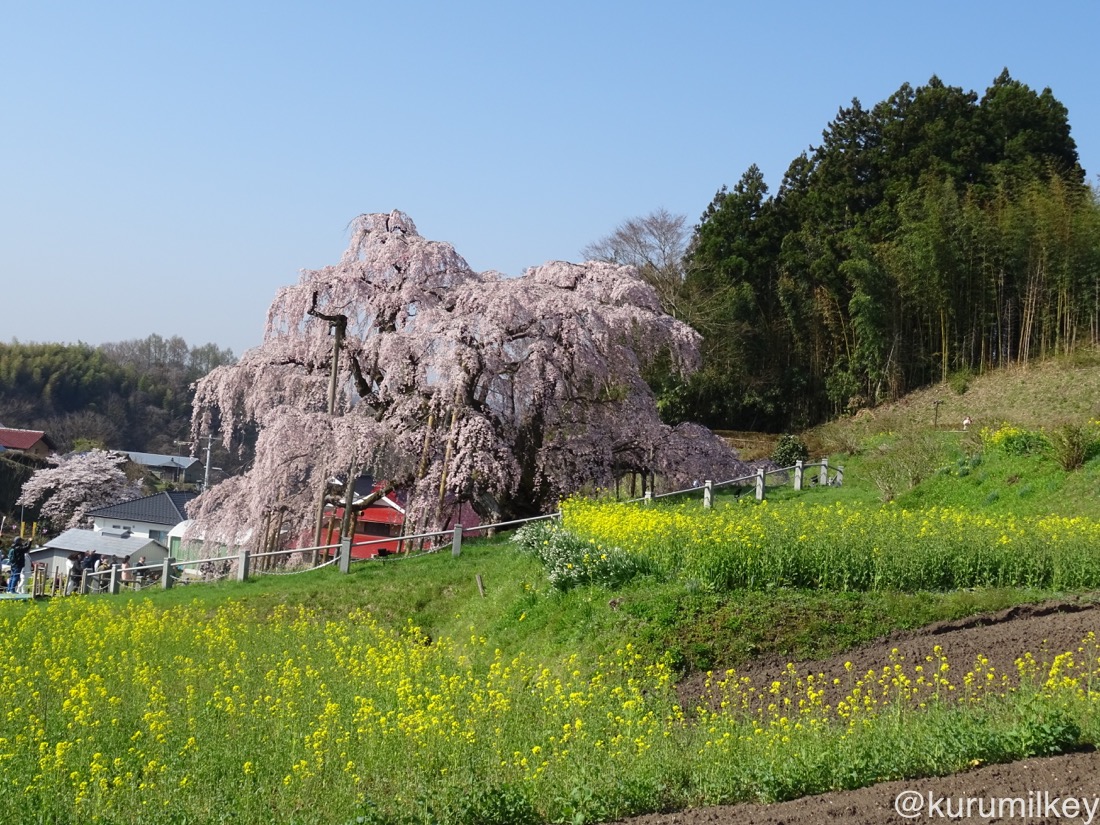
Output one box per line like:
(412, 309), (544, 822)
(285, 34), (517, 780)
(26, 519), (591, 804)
(94, 555), (111, 593)
(6, 538), (28, 594)
(65, 553), (84, 596)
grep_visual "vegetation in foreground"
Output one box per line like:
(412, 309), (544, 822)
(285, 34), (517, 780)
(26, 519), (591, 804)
(6, 364), (1100, 823)
(2, 593), (1097, 825)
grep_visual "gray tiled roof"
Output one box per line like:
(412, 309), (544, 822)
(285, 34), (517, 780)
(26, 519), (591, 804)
(87, 491), (197, 526)
(33, 529), (166, 557)
(125, 452), (202, 470)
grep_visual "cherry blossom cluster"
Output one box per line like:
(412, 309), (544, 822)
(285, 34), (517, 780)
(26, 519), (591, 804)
(189, 212), (743, 546)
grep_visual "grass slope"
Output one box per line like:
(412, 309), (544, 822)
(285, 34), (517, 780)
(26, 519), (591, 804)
(6, 353), (1100, 823)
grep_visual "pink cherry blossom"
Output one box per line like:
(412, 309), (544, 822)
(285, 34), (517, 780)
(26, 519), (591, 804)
(188, 211), (741, 547)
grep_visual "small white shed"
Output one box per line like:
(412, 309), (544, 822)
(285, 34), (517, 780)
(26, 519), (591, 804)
(29, 529), (170, 579)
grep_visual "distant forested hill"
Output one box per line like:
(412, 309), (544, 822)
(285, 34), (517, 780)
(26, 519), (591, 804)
(0, 335), (235, 454)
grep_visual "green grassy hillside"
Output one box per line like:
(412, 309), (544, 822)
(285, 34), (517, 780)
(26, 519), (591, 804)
(6, 354), (1100, 824)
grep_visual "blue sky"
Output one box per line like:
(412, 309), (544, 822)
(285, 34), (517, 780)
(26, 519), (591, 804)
(3, 1), (1098, 357)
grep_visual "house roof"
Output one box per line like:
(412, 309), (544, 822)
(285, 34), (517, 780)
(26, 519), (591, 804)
(124, 451), (203, 471)
(87, 491), (198, 526)
(33, 528), (167, 558)
(0, 428), (55, 451)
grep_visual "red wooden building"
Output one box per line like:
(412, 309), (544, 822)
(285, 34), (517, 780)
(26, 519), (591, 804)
(316, 477), (482, 559)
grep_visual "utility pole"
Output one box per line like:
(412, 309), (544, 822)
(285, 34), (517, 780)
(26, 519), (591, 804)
(176, 434), (217, 490)
(202, 433), (214, 491)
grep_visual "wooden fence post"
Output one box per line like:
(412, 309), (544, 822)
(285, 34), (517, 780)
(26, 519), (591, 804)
(80, 569), (89, 595)
(237, 549), (250, 582)
(339, 537), (352, 573)
(644, 490), (652, 506)
(819, 458), (829, 487)
(109, 564), (120, 595)
(161, 557), (175, 589)
(703, 480), (713, 510)
(452, 525), (463, 557)
(755, 468), (765, 501)
(794, 460), (803, 491)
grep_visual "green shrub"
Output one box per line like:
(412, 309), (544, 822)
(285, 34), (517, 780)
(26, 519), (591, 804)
(982, 424), (1049, 456)
(1047, 422), (1100, 471)
(948, 369), (971, 395)
(512, 520), (651, 590)
(770, 434), (810, 467)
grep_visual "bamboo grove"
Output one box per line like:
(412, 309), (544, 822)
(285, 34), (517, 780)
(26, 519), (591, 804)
(668, 71), (1100, 430)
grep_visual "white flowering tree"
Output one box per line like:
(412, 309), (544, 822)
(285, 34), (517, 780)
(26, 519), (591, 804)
(189, 211), (746, 547)
(17, 450), (143, 531)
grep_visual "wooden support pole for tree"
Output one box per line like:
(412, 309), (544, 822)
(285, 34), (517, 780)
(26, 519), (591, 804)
(437, 399), (461, 522)
(339, 537), (352, 574)
(312, 469), (330, 555)
(418, 412), (436, 479)
(308, 294), (346, 551)
(339, 462), (358, 551)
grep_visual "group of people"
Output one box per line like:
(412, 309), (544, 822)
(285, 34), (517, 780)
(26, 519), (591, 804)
(64, 552), (150, 595)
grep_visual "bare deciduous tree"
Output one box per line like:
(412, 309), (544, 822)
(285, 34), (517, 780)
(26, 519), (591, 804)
(582, 208), (690, 318)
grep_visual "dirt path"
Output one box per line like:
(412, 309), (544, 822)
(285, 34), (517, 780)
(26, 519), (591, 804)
(618, 749), (1100, 824)
(620, 599), (1100, 825)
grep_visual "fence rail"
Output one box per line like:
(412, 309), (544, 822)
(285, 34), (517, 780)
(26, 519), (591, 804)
(24, 458), (841, 599)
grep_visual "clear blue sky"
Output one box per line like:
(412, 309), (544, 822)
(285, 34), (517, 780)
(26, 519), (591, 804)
(4, 1), (1098, 357)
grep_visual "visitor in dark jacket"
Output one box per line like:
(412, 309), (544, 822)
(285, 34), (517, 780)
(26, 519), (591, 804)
(6, 538), (28, 594)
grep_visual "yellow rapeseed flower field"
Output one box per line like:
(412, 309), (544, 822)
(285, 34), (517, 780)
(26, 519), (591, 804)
(560, 498), (1100, 591)
(2, 593), (1099, 823)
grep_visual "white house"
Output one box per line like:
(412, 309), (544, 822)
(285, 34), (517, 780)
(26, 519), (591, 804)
(87, 491), (197, 544)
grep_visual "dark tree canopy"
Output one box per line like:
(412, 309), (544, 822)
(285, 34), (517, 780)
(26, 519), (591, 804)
(662, 70), (1096, 430)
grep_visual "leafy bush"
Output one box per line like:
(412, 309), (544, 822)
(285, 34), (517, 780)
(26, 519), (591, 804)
(511, 520), (651, 590)
(981, 424), (1049, 456)
(770, 434), (810, 467)
(1046, 422), (1100, 471)
(862, 430), (949, 502)
(948, 369), (971, 395)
